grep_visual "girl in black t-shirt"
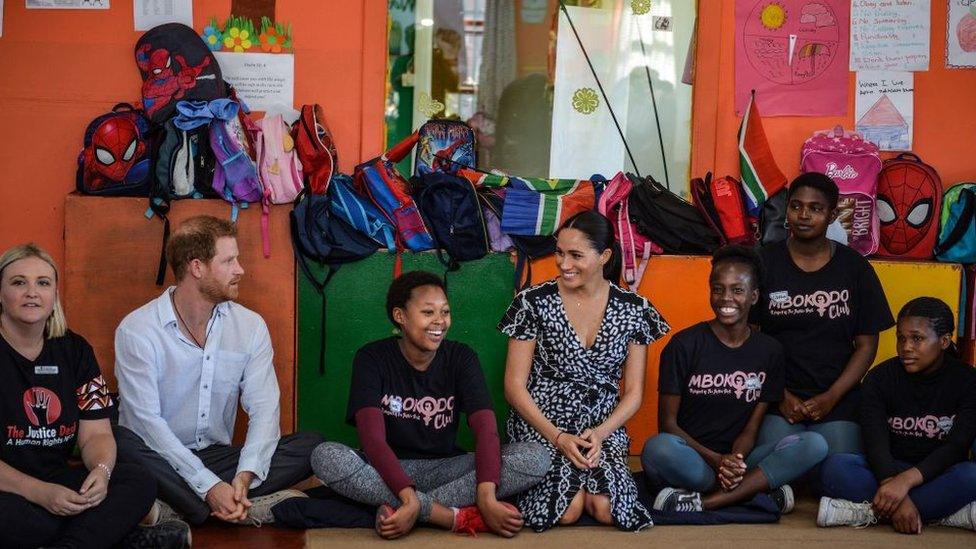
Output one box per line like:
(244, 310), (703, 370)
(643, 246), (827, 514)
(819, 297), (976, 533)
(755, 173), (893, 462)
(311, 271), (549, 539)
(0, 244), (180, 548)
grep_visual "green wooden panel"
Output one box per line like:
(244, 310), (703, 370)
(297, 253), (515, 449)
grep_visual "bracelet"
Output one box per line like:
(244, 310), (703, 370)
(95, 463), (112, 480)
(554, 431), (565, 444)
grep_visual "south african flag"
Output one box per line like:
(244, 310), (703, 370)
(738, 91), (787, 216)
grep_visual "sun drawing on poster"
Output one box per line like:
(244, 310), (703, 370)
(761, 2), (787, 30)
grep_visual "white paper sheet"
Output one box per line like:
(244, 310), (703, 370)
(134, 0), (192, 31)
(947, 0), (976, 68)
(850, 0), (930, 71)
(26, 0), (109, 8)
(855, 71), (914, 151)
(214, 52), (295, 112)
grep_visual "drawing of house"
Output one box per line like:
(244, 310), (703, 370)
(856, 94), (910, 150)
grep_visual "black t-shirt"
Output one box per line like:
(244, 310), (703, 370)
(861, 357), (976, 482)
(0, 331), (115, 479)
(659, 322), (785, 454)
(346, 337), (494, 459)
(756, 240), (894, 422)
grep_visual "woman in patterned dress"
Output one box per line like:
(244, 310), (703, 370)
(499, 211), (670, 531)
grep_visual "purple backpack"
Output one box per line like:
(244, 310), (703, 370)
(211, 101), (263, 207)
(800, 127), (882, 256)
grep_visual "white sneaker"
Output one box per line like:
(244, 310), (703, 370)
(817, 497), (877, 528)
(142, 499), (182, 526)
(937, 501), (976, 531)
(240, 489), (309, 526)
(653, 487), (703, 512)
(771, 485), (795, 515)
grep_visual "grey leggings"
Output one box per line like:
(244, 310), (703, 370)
(312, 441), (551, 521)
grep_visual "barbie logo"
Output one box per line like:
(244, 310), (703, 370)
(381, 394), (456, 429)
(888, 414), (954, 440)
(824, 162), (859, 180)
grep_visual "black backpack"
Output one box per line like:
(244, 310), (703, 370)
(413, 173), (490, 271)
(291, 190), (379, 374)
(627, 173), (721, 254)
(153, 119), (217, 201)
(135, 23), (226, 124)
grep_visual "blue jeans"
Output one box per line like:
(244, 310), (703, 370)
(756, 415), (863, 455)
(821, 453), (976, 521)
(641, 431), (828, 492)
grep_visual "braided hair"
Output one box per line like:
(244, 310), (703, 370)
(897, 297), (958, 356)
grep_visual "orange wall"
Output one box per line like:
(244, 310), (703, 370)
(691, 0), (976, 186)
(0, 0), (386, 272)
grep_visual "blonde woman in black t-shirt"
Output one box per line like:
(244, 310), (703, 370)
(0, 244), (187, 548)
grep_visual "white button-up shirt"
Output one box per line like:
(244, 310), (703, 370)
(115, 287), (281, 499)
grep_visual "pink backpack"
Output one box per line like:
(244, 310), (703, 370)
(257, 114), (304, 204)
(598, 172), (662, 291)
(800, 127), (882, 256)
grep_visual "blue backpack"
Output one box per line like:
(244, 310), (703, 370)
(291, 190), (380, 373)
(328, 174), (396, 252)
(413, 172), (489, 271)
(935, 183), (976, 264)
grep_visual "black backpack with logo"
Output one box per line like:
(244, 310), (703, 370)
(135, 23), (227, 124)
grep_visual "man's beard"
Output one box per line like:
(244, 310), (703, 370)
(200, 277), (238, 303)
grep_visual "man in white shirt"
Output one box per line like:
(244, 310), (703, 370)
(113, 215), (322, 526)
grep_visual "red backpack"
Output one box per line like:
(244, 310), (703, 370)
(691, 173), (755, 246)
(876, 153), (943, 259)
(292, 104), (338, 195)
(76, 103), (153, 196)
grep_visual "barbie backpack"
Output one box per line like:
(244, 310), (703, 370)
(800, 127), (882, 256)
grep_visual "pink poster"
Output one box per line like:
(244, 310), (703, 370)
(735, 0), (850, 116)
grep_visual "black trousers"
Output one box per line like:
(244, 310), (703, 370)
(114, 425), (323, 525)
(0, 462), (156, 549)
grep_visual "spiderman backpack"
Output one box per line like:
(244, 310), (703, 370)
(135, 23), (226, 124)
(414, 119), (476, 176)
(76, 103), (153, 196)
(876, 153), (942, 259)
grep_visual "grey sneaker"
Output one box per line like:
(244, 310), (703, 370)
(771, 484), (795, 514)
(817, 497), (877, 528)
(937, 501), (976, 531)
(122, 519), (192, 549)
(240, 489), (309, 525)
(653, 487), (703, 512)
(142, 499), (182, 526)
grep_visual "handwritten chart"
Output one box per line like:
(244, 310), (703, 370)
(735, 0), (849, 116)
(850, 0), (930, 71)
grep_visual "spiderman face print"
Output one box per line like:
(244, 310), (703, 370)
(877, 165), (939, 256)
